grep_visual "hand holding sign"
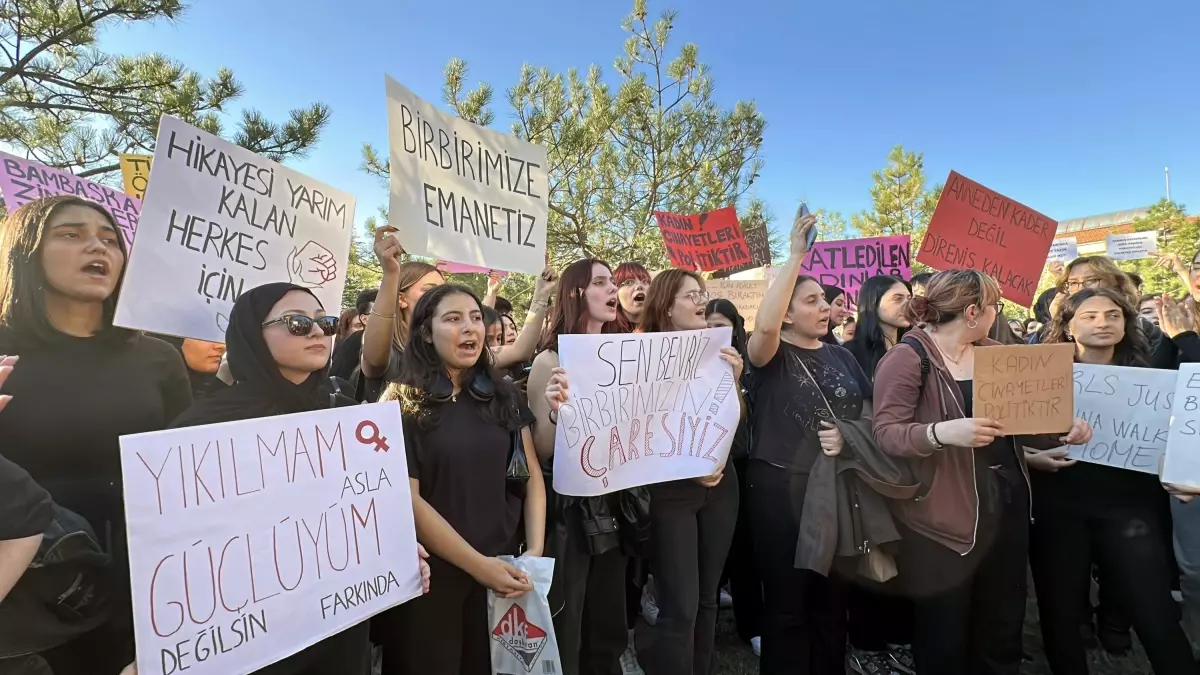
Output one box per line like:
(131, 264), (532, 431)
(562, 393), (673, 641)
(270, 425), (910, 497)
(936, 418), (1005, 448)
(488, 271), (504, 295)
(545, 367), (569, 412)
(0, 355), (16, 414)
(1058, 418), (1094, 446)
(719, 346), (744, 380)
(533, 267), (559, 305)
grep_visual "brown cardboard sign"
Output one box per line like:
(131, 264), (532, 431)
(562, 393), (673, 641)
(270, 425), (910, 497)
(973, 343), (1075, 435)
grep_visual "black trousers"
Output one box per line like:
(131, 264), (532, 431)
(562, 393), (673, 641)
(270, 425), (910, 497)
(375, 557), (489, 675)
(1030, 497), (1195, 675)
(720, 456), (764, 643)
(846, 582), (913, 650)
(257, 621), (371, 675)
(747, 460), (847, 675)
(897, 473), (1029, 675)
(551, 532), (626, 675)
(636, 467), (739, 675)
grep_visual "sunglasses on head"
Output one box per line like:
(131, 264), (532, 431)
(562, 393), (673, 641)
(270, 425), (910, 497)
(262, 315), (338, 336)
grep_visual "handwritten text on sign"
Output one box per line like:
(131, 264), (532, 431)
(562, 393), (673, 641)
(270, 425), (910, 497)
(113, 115), (355, 343)
(973, 343), (1075, 435)
(1069, 364), (1174, 473)
(1163, 364), (1200, 488)
(654, 207), (753, 272)
(385, 76), (547, 275)
(918, 171), (1057, 307)
(120, 403), (421, 675)
(712, 219), (771, 279)
(706, 279), (767, 332)
(121, 153), (154, 200)
(0, 150), (141, 248)
(801, 235), (911, 307)
(553, 327), (740, 496)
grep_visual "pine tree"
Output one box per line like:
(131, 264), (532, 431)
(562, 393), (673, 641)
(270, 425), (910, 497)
(851, 145), (941, 272)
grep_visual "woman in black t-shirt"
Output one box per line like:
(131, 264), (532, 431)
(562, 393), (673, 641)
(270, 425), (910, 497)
(744, 212), (871, 675)
(0, 196), (192, 675)
(375, 284), (546, 675)
(1031, 289), (1195, 675)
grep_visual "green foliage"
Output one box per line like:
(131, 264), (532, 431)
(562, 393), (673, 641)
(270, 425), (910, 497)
(851, 145), (942, 273)
(362, 0), (766, 270)
(0, 0), (330, 182)
(1124, 199), (1196, 297)
(814, 208), (852, 243)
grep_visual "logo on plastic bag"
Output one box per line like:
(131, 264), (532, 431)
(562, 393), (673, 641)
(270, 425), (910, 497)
(491, 602), (548, 672)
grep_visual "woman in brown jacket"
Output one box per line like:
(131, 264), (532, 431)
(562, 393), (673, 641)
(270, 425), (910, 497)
(872, 269), (1093, 675)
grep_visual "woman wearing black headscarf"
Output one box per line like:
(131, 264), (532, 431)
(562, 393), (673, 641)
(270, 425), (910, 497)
(169, 282), (431, 675)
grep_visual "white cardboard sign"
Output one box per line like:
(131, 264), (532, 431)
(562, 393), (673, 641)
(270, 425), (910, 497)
(1048, 237), (1078, 263)
(385, 75), (548, 275)
(1105, 231), (1158, 260)
(114, 115), (355, 343)
(552, 327), (739, 496)
(120, 403), (421, 675)
(1164, 363), (1200, 487)
(1068, 364), (1175, 473)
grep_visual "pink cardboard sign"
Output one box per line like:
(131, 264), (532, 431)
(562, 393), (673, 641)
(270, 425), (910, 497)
(800, 234), (911, 307)
(0, 150), (140, 248)
(435, 260), (509, 278)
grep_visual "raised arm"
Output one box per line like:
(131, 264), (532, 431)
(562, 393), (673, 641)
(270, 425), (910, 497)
(361, 227), (404, 378)
(494, 268), (557, 369)
(748, 209), (815, 368)
(483, 272), (502, 308)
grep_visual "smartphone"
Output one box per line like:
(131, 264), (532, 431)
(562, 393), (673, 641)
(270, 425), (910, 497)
(799, 202), (818, 249)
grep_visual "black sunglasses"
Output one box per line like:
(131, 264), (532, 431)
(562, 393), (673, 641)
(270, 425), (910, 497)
(262, 315), (338, 336)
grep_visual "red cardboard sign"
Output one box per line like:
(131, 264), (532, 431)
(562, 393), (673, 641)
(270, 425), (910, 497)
(917, 171), (1057, 307)
(654, 206), (753, 272)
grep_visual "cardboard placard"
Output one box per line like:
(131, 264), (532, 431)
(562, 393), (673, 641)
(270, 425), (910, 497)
(385, 75), (548, 275)
(113, 116), (355, 343)
(711, 219), (771, 278)
(1068, 364), (1175, 473)
(973, 343), (1075, 435)
(435, 260), (509, 278)
(654, 206), (753, 272)
(552, 327), (740, 496)
(800, 234), (911, 307)
(1048, 238), (1078, 263)
(0, 150), (140, 248)
(120, 153), (154, 200)
(706, 279), (767, 332)
(119, 403), (421, 675)
(1163, 364), (1200, 488)
(918, 171), (1057, 307)
(1106, 231), (1158, 261)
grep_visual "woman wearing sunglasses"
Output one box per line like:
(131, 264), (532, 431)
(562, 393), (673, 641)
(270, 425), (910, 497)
(169, 281), (431, 675)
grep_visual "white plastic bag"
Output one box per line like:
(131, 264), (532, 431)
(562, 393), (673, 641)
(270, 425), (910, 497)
(488, 556), (561, 675)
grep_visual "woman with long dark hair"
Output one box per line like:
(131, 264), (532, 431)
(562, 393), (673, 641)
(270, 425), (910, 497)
(0, 196), (192, 674)
(873, 270), (1092, 675)
(1031, 288), (1195, 675)
(529, 259), (628, 675)
(375, 283), (544, 675)
(844, 275), (910, 378)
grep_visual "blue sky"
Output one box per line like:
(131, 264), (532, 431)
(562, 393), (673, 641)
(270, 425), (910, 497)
(100, 0), (1200, 240)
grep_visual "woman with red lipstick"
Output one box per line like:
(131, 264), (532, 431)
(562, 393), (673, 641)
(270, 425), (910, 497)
(530, 258), (631, 675)
(0, 196), (192, 675)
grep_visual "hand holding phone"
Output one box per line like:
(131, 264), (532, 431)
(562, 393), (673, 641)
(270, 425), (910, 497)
(791, 202), (818, 256)
(800, 203), (818, 250)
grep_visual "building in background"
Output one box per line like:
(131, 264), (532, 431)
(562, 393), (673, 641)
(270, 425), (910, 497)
(1053, 207), (1153, 257)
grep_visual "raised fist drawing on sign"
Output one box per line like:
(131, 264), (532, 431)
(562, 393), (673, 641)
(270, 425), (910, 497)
(287, 241), (338, 288)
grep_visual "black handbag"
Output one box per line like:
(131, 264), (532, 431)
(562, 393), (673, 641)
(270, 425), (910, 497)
(506, 429), (530, 484)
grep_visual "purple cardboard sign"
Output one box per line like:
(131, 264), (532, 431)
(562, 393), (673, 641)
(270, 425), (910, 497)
(0, 150), (140, 247)
(801, 234), (911, 307)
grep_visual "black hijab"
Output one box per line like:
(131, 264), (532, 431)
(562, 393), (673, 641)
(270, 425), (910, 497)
(170, 282), (332, 428)
(820, 284), (845, 345)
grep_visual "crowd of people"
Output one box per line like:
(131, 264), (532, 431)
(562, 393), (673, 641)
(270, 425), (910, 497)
(1, 193), (1199, 675)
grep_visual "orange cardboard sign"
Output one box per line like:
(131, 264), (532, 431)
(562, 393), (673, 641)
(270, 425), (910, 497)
(973, 343), (1075, 435)
(917, 171), (1057, 307)
(655, 206), (753, 272)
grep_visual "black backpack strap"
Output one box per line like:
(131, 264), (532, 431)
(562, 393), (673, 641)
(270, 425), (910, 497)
(900, 334), (931, 398)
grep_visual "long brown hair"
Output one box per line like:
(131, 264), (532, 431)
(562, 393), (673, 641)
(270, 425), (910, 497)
(1056, 255), (1138, 302)
(0, 195), (131, 345)
(391, 260), (441, 349)
(538, 258), (616, 352)
(640, 268), (704, 333)
(1043, 287), (1149, 366)
(904, 269), (1000, 326)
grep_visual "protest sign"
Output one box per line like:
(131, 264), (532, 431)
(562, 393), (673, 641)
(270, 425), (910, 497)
(436, 260), (509, 278)
(711, 219), (771, 279)
(119, 402), (421, 675)
(1048, 238), (1078, 263)
(706, 279), (767, 332)
(973, 343), (1075, 435)
(385, 76), (547, 275)
(1106, 231), (1158, 261)
(1068, 364), (1175, 473)
(113, 116), (355, 343)
(121, 153), (154, 200)
(654, 206), (753, 272)
(552, 327), (740, 496)
(918, 171), (1057, 307)
(801, 235), (911, 307)
(1163, 364), (1200, 487)
(0, 150), (140, 248)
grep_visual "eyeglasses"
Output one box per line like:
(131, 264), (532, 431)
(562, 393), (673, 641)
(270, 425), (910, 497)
(1065, 278), (1103, 293)
(262, 315), (338, 336)
(620, 279), (649, 289)
(677, 290), (710, 306)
